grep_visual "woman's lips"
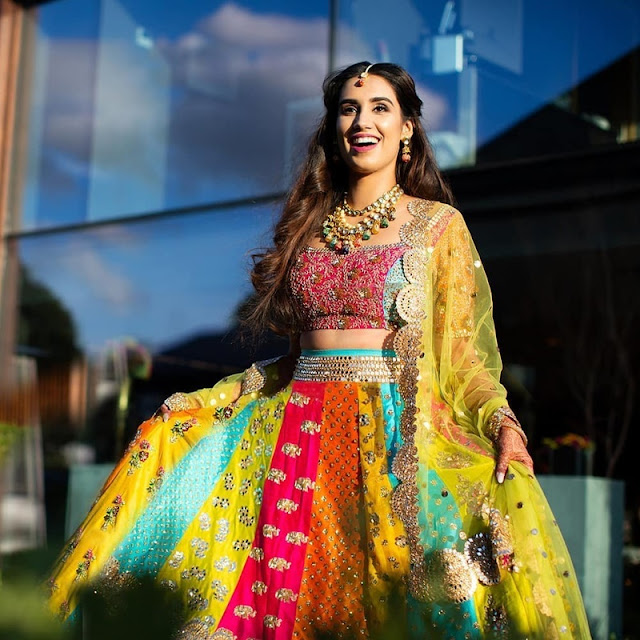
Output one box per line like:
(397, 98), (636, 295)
(350, 136), (380, 153)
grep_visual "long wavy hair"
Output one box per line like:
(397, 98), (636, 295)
(245, 61), (454, 337)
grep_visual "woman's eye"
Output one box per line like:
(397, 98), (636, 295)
(341, 105), (357, 115)
(373, 104), (388, 112)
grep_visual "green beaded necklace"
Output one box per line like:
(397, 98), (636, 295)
(321, 184), (404, 253)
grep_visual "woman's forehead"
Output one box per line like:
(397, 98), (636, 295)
(338, 74), (398, 104)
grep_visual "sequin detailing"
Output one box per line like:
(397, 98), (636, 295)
(263, 615), (282, 628)
(294, 382), (369, 636)
(262, 524), (280, 538)
(249, 547), (264, 561)
(489, 507), (515, 570)
(146, 466), (165, 499)
(276, 498), (298, 513)
(391, 199), (454, 601)
(45, 222), (592, 640)
(282, 443), (302, 457)
(233, 604), (256, 619)
(275, 588), (297, 603)
(267, 556), (291, 571)
(74, 549), (95, 581)
(289, 243), (410, 330)
(294, 477), (315, 492)
(251, 580), (267, 595)
(300, 420), (320, 434)
(289, 392), (310, 407)
(286, 531), (308, 545)
(95, 556), (137, 593)
(101, 495), (124, 530)
(168, 551), (184, 568)
(215, 381), (325, 639)
(294, 353), (402, 382)
(128, 440), (152, 474)
(485, 595), (510, 637)
(267, 468), (286, 484)
(424, 548), (478, 603)
(464, 532), (500, 585)
(170, 418), (199, 443)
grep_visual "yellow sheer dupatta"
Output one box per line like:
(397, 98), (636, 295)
(390, 201), (504, 599)
(429, 206), (508, 444)
(394, 201), (591, 637)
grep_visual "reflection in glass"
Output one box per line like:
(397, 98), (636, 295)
(16, 0), (329, 230)
(88, 0), (170, 221)
(336, 0), (640, 169)
(17, 202), (280, 461)
(18, 203), (275, 355)
(475, 205), (640, 478)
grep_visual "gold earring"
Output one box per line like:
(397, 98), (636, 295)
(401, 137), (411, 163)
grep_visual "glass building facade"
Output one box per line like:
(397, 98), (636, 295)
(0, 0), (639, 633)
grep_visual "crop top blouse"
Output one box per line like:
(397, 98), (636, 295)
(289, 243), (411, 330)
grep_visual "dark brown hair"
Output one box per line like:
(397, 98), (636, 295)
(245, 61), (454, 336)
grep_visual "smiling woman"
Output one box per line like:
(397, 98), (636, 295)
(46, 62), (592, 640)
(336, 74), (414, 181)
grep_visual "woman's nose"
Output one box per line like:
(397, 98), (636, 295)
(352, 111), (372, 130)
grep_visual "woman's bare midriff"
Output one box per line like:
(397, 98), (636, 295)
(299, 328), (396, 352)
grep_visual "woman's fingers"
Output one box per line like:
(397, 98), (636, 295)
(495, 450), (510, 484)
(510, 446), (534, 474)
(495, 427), (535, 483)
(154, 403), (170, 422)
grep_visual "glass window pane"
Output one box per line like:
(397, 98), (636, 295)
(16, 0), (329, 230)
(335, 0), (640, 169)
(16, 202), (287, 463)
(17, 203), (275, 356)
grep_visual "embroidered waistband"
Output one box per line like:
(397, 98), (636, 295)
(293, 352), (401, 383)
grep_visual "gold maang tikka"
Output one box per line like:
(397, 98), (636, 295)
(355, 63), (374, 87)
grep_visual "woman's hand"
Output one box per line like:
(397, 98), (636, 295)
(157, 403), (171, 422)
(155, 354), (297, 423)
(495, 424), (534, 483)
(153, 391), (211, 422)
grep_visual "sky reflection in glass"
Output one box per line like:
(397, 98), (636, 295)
(18, 0), (640, 230)
(19, 203), (276, 354)
(21, 0), (329, 229)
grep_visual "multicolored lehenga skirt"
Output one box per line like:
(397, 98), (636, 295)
(48, 349), (591, 639)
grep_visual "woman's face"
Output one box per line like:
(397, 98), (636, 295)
(336, 74), (413, 181)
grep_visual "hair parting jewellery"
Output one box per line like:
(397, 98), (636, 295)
(321, 184), (404, 253)
(355, 63), (374, 87)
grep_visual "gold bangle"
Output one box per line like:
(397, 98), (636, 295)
(487, 406), (528, 446)
(163, 392), (192, 412)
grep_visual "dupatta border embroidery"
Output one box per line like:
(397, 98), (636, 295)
(392, 199), (454, 600)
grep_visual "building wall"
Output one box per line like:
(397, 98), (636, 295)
(1, 0), (639, 473)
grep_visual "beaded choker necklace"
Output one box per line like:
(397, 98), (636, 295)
(321, 184), (404, 253)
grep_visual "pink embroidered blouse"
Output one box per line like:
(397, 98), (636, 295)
(289, 243), (410, 330)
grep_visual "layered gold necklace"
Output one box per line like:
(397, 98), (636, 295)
(321, 184), (404, 253)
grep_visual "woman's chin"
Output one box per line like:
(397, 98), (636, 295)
(345, 159), (397, 179)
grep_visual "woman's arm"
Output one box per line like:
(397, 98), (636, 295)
(158, 338), (300, 420)
(431, 211), (533, 479)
